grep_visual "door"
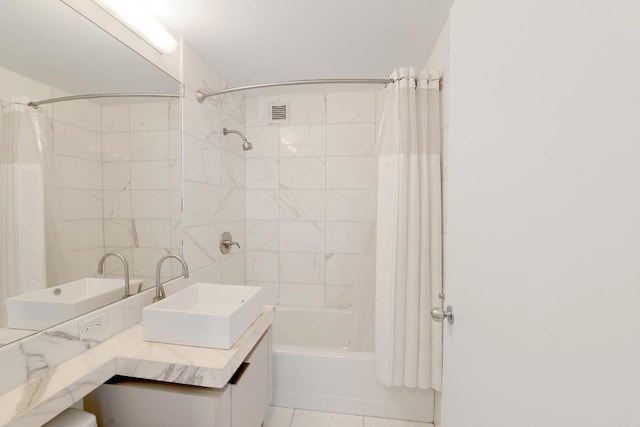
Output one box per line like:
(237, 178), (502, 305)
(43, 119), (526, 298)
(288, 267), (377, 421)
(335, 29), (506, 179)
(441, 1), (640, 426)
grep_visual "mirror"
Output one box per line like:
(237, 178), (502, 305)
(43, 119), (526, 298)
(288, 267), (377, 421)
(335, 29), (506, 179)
(0, 0), (183, 345)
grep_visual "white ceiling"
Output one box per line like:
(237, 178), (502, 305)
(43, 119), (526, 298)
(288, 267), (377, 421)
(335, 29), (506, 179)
(134, 0), (453, 86)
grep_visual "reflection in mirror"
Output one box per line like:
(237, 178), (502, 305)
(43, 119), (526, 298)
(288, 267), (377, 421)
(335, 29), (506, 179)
(0, 0), (183, 346)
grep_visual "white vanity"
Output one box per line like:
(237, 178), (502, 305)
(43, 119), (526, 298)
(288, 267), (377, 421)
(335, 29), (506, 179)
(83, 283), (272, 427)
(85, 324), (272, 427)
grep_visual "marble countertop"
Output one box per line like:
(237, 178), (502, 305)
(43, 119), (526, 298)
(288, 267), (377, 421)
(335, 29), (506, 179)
(0, 306), (274, 427)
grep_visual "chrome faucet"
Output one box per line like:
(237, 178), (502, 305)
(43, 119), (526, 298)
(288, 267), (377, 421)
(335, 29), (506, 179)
(154, 254), (189, 302)
(97, 252), (131, 298)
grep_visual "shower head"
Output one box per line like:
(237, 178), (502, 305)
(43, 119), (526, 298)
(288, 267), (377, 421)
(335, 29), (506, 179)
(222, 127), (253, 151)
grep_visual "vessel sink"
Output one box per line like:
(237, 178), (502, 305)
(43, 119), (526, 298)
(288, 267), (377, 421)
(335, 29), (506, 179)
(143, 283), (264, 349)
(6, 277), (143, 330)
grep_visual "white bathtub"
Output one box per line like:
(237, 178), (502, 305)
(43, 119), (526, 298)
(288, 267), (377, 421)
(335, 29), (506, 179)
(272, 306), (434, 422)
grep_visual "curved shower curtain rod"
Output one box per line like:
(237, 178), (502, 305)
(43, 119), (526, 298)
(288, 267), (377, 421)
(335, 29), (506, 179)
(195, 76), (443, 103)
(29, 93), (182, 108)
(195, 78), (394, 103)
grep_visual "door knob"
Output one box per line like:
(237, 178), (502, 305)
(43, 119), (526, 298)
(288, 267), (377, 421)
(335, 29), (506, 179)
(431, 305), (454, 325)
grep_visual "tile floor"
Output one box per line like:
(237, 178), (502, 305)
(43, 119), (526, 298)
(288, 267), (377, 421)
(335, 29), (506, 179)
(264, 406), (434, 427)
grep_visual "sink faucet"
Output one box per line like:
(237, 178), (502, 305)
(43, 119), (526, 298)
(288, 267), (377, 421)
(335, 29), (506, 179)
(97, 252), (131, 298)
(154, 254), (189, 302)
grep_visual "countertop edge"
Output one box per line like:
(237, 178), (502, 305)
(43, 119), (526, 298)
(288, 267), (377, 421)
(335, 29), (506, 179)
(1, 306), (275, 427)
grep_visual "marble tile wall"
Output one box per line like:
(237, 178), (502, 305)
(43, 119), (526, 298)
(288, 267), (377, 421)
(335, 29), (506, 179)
(244, 90), (382, 308)
(101, 99), (183, 286)
(46, 94), (184, 288)
(181, 44), (246, 284)
(50, 93), (104, 284)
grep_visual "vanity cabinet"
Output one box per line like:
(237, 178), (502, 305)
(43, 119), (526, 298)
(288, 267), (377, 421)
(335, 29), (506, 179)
(84, 328), (272, 427)
(85, 380), (231, 427)
(230, 328), (271, 427)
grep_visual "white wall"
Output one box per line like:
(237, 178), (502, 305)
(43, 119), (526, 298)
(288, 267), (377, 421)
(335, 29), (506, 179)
(442, 1), (640, 426)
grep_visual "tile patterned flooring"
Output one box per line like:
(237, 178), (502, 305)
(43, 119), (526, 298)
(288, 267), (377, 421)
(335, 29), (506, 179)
(264, 406), (434, 427)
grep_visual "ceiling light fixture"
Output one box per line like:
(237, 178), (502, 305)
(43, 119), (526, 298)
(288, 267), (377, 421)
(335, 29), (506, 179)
(93, 0), (177, 54)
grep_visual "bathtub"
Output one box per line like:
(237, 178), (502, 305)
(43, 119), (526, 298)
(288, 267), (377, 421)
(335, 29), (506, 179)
(272, 306), (434, 422)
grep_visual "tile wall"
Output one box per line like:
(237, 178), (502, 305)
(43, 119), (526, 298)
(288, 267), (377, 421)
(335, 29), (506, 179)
(244, 90), (383, 308)
(50, 93), (104, 283)
(180, 44), (246, 285)
(47, 95), (184, 287)
(100, 100), (182, 286)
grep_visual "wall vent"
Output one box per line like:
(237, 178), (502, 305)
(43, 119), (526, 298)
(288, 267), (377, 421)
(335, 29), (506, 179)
(269, 103), (289, 123)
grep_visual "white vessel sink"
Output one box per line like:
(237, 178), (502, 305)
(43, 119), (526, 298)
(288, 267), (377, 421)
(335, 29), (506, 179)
(143, 283), (264, 349)
(6, 277), (143, 330)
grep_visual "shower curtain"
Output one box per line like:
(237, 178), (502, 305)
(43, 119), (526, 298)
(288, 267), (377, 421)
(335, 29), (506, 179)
(0, 97), (56, 326)
(375, 68), (443, 390)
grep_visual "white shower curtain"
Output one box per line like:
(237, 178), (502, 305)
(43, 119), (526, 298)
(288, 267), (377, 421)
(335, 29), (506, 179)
(375, 68), (443, 390)
(0, 97), (54, 326)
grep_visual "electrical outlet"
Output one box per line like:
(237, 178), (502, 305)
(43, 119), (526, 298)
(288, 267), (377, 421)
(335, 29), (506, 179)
(79, 313), (107, 340)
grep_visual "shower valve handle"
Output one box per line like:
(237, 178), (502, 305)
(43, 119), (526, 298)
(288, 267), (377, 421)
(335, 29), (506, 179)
(220, 232), (240, 254)
(223, 240), (240, 249)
